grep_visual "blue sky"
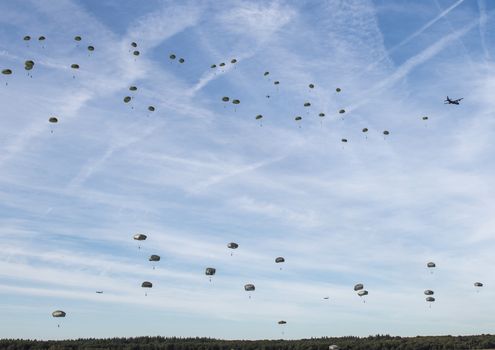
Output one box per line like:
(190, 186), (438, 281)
(1, 0), (495, 340)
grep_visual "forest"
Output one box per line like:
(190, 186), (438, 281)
(1, 335), (495, 350)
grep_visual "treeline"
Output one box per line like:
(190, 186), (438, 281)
(1, 334), (495, 350)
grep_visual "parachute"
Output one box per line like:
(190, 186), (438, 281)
(133, 51), (140, 56)
(169, 54), (176, 60)
(123, 96), (132, 103)
(52, 310), (66, 317)
(474, 282), (483, 287)
(304, 102), (311, 107)
(52, 310), (66, 327)
(74, 36), (82, 42)
(179, 58), (185, 63)
(427, 262), (436, 268)
(255, 115), (263, 120)
(211, 64), (217, 68)
(38, 36), (46, 41)
(205, 267), (216, 276)
(133, 234), (147, 241)
(354, 283), (364, 291)
(23, 35), (31, 41)
(357, 290), (368, 297)
(274, 81), (280, 85)
(339, 109), (345, 114)
(129, 86), (137, 91)
(219, 62), (226, 67)
(424, 290), (434, 295)
(426, 296), (435, 302)
(24, 60), (34, 71)
(323, 296), (330, 300)
(383, 130), (390, 136)
(244, 284), (255, 291)
(309, 83), (315, 89)
(2, 69), (12, 75)
(87, 45), (95, 52)
(48, 117), (58, 123)
(275, 257), (285, 263)
(149, 255), (160, 262)
(295, 116), (302, 121)
(148, 106), (155, 112)
(422, 116), (428, 120)
(227, 242), (239, 249)
(232, 99), (240, 105)
(71, 64), (79, 69)
(319, 113), (325, 117)
(231, 59), (237, 64)
(131, 42), (137, 48)
(264, 71), (269, 76)
(336, 88), (341, 92)
(362, 128), (368, 133)
(278, 320), (287, 325)
(341, 138), (348, 143)
(142, 281), (152, 296)
(222, 97), (230, 102)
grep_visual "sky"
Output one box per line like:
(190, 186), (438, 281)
(0, 0), (495, 341)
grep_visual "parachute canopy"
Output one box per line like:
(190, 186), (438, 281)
(362, 128), (368, 133)
(71, 64), (79, 69)
(131, 42), (137, 47)
(244, 284), (255, 291)
(427, 262), (436, 268)
(24, 35), (31, 41)
(149, 255), (160, 262)
(38, 36), (46, 41)
(255, 115), (263, 120)
(87, 45), (95, 51)
(264, 71), (269, 76)
(232, 99), (240, 105)
(123, 96), (132, 103)
(148, 106), (155, 112)
(129, 86), (137, 91)
(424, 290), (434, 295)
(231, 59), (237, 64)
(422, 116), (428, 120)
(426, 297), (435, 302)
(133, 51), (140, 56)
(278, 320), (287, 325)
(222, 97), (230, 102)
(474, 282), (483, 287)
(24, 60), (34, 70)
(304, 102), (311, 107)
(319, 113), (325, 117)
(295, 116), (302, 121)
(274, 81), (280, 85)
(141, 281), (152, 288)
(133, 233), (147, 241)
(336, 88), (341, 92)
(354, 283), (364, 291)
(341, 138), (348, 143)
(2, 69), (12, 75)
(179, 58), (185, 63)
(48, 117), (58, 123)
(309, 83), (314, 89)
(339, 109), (345, 114)
(211, 64), (217, 68)
(219, 62), (226, 67)
(169, 54), (176, 60)
(383, 130), (390, 135)
(52, 310), (66, 318)
(205, 267), (216, 276)
(275, 257), (285, 263)
(357, 290), (368, 297)
(74, 36), (82, 41)
(227, 242), (239, 249)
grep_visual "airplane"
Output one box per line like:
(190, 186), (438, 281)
(444, 96), (463, 105)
